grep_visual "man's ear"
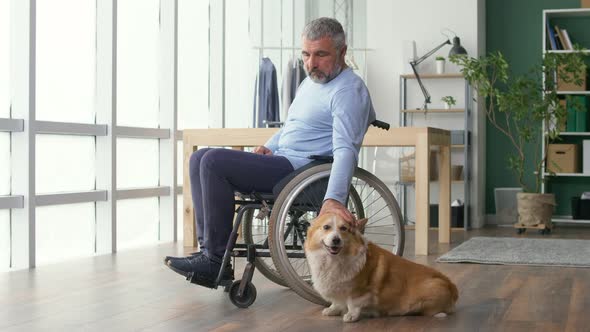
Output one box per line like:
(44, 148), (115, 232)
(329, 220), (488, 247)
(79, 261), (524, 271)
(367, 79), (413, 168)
(355, 218), (368, 233)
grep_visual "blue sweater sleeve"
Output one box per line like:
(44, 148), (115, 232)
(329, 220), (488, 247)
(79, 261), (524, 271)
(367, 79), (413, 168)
(264, 127), (283, 153)
(324, 87), (373, 204)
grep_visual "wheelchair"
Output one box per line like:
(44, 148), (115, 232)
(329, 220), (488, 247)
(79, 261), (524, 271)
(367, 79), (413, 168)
(186, 120), (405, 308)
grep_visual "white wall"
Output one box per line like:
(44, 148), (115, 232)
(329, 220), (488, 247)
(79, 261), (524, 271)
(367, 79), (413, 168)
(366, 0), (486, 227)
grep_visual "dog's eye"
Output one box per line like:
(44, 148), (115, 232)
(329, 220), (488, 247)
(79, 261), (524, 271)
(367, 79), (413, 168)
(323, 224), (331, 230)
(339, 226), (347, 231)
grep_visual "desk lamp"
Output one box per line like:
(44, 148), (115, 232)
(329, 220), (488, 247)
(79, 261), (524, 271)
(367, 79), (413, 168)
(410, 36), (468, 110)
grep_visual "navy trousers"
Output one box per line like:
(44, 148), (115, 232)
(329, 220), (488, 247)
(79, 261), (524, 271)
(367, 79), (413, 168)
(189, 148), (295, 259)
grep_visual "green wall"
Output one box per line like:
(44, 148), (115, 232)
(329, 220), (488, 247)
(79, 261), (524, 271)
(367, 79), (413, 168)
(485, 0), (587, 215)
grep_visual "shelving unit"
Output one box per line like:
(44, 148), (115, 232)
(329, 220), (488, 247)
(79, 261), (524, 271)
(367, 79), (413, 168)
(542, 8), (590, 224)
(398, 73), (471, 230)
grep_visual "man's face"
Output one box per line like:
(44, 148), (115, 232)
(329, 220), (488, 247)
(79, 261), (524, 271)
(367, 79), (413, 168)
(301, 37), (345, 84)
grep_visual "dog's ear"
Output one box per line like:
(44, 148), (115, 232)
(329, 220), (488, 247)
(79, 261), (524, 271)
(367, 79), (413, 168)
(355, 218), (368, 232)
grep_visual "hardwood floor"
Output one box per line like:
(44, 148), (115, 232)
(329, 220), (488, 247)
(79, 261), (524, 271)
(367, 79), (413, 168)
(2, 225), (590, 331)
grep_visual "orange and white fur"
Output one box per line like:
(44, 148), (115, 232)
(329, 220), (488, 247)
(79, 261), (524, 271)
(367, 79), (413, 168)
(304, 213), (458, 323)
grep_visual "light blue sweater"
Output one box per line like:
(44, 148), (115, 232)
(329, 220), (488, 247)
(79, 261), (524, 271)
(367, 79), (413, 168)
(264, 68), (376, 205)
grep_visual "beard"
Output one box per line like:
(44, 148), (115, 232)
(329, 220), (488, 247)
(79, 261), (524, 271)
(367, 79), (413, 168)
(306, 63), (343, 84)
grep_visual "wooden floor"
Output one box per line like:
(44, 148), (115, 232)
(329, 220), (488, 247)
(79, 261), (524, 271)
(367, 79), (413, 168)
(2, 225), (590, 332)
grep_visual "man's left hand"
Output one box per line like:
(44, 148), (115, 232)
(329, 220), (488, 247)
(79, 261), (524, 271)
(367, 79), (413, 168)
(319, 199), (355, 224)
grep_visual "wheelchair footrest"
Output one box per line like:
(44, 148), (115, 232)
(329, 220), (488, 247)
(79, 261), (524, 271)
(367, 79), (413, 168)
(186, 271), (234, 289)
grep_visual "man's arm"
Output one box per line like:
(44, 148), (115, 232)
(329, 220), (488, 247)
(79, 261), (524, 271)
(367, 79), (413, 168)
(320, 86), (374, 222)
(254, 127), (283, 155)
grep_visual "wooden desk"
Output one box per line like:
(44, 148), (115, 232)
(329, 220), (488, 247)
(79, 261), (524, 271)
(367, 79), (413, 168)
(182, 127), (451, 256)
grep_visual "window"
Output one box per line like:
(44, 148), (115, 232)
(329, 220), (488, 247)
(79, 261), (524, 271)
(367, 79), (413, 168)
(0, 133), (9, 195)
(117, 0), (159, 128)
(36, 0), (95, 123)
(0, 210), (8, 272)
(225, 0), (257, 128)
(177, 0), (210, 130)
(36, 203), (95, 265)
(0, 0), (10, 119)
(116, 138), (159, 188)
(117, 197), (159, 250)
(36, 135), (95, 194)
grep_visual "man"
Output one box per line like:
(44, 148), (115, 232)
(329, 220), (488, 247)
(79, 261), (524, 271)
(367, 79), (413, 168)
(165, 17), (376, 285)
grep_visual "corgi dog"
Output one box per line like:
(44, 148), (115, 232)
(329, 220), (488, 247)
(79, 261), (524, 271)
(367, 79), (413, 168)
(304, 213), (458, 323)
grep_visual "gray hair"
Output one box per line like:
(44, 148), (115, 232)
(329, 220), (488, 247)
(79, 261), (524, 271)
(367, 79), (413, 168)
(302, 17), (346, 51)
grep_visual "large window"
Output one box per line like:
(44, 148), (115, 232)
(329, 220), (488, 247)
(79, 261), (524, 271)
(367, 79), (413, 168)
(0, 210), (8, 272)
(117, 0), (159, 128)
(0, 0), (9, 118)
(36, 203), (95, 265)
(0, 133), (8, 196)
(0, 0), (10, 195)
(224, 0), (257, 128)
(117, 197), (159, 250)
(177, 0), (210, 130)
(36, 0), (95, 123)
(116, 138), (159, 188)
(36, 135), (95, 194)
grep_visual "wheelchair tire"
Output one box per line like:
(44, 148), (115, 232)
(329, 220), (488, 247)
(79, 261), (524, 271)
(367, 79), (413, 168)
(268, 164), (404, 306)
(228, 280), (257, 308)
(242, 209), (288, 287)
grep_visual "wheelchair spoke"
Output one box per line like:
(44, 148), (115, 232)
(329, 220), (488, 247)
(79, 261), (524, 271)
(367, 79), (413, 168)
(366, 209), (393, 225)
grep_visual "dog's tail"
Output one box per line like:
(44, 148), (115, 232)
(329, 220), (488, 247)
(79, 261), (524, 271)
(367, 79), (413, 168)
(437, 274), (459, 303)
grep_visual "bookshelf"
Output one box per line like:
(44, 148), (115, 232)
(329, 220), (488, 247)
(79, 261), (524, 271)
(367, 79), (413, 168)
(542, 8), (590, 224)
(398, 73), (471, 230)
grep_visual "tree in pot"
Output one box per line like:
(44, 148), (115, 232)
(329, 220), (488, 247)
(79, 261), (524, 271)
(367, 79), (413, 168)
(450, 49), (587, 229)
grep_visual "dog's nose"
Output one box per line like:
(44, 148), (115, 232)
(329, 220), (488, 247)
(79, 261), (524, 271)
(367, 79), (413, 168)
(332, 237), (341, 246)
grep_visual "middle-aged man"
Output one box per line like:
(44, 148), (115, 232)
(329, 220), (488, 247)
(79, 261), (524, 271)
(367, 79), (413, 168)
(165, 17), (376, 286)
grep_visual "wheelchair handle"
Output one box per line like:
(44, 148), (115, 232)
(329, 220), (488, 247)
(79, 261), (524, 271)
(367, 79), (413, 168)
(371, 120), (390, 131)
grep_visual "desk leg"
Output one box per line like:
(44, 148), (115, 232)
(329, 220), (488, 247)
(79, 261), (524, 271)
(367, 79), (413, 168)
(438, 143), (451, 243)
(415, 133), (430, 256)
(183, 141), (197, 247)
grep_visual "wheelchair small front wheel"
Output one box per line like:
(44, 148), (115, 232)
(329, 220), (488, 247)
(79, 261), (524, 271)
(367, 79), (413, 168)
(228, 280), (257, 308)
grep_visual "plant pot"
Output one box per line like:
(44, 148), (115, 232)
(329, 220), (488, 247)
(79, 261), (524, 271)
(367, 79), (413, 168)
(516, 193), (556, 227)
(436, 60), (445, 74)
(444, 103), (451, 110)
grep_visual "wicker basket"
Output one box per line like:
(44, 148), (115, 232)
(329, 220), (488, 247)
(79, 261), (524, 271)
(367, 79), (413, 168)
(400, 151), (438, 182)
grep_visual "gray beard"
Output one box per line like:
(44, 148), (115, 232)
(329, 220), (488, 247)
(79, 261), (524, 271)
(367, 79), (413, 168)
(307, 63), (343, 84)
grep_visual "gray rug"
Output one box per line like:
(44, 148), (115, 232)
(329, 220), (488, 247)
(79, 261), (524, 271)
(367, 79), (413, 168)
(437, 236), (590, 268)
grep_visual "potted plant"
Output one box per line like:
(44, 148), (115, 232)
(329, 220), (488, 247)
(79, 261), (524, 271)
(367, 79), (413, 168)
(450, 49), (587, 228)
(441, 96), (456, 110)
(436, 56), (446, 74)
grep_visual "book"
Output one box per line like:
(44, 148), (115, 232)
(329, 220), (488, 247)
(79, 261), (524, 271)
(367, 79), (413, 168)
(567, 98), (577, 132)
(546, 21), (558, 50)
(568, 96), (589, 132)
(555, 25), (566, 50)
(562, 29), (573, 50)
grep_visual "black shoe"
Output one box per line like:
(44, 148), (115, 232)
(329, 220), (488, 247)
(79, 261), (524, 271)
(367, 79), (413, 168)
(163, 251), (203, 264)
(165, 254), (233, 288)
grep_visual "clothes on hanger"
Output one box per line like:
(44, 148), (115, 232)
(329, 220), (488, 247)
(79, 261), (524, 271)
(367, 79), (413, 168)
(281, 58), (307, 121)
(253, 57), (280, 128)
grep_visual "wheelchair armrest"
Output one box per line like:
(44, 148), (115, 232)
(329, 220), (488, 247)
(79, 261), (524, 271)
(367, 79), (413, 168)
(308, 155), (334, 163)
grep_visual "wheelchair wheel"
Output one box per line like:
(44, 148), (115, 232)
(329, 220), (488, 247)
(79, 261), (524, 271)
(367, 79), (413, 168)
(242, 209), (288, 287)
(268, 164), (404, 305)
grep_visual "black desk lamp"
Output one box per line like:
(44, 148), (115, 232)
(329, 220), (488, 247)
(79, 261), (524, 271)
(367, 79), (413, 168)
(409, 36), (468, 110)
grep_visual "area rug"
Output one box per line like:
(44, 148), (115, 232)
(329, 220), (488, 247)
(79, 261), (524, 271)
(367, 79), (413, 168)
(436, 236), (590, 268)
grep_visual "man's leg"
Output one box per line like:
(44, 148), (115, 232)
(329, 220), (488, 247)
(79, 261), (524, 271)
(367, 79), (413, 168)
(166, 148), (294, 283)
(165, 148), (213, 262)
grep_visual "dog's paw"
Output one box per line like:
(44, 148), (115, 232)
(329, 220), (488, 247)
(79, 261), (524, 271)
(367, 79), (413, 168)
(433, 312), (447, 318)
(322, 306), (343, 316)
(342, 312), (361, 323)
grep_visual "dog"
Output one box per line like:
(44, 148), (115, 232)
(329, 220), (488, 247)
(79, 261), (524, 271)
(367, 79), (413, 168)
(304, 213), (458, 323)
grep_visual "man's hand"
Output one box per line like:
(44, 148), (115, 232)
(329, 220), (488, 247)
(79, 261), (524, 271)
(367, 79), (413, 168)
(319, 199), (355, 224)
(253, 146), (272, 155)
